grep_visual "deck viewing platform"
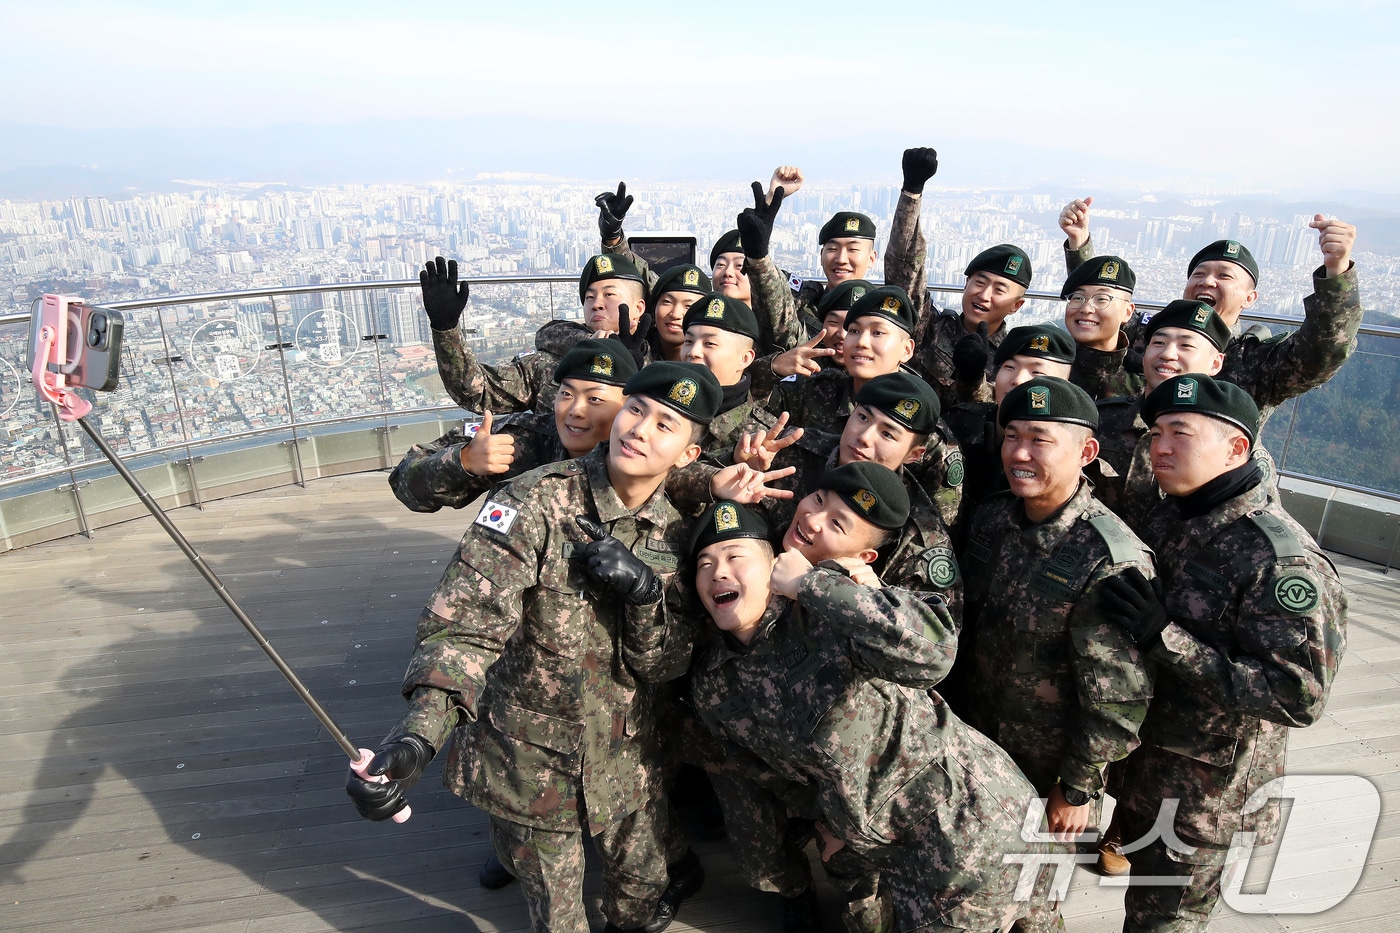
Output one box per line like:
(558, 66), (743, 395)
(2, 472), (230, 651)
(1, 472), (1397, 932)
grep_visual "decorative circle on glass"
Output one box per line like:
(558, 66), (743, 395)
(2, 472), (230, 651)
(293, 309), (363, 368)
(188, 319), (262, 384)
(0, 355), (22, 418)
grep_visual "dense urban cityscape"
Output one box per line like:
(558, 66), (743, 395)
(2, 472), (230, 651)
(2, 178), (1398, 484)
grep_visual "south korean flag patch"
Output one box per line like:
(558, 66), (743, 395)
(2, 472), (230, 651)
(474, 498), (519, 535)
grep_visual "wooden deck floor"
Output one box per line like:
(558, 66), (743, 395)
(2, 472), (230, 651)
(1, 473), (1397, 932)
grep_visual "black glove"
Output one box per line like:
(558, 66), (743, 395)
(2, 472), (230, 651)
(901, 147), (939, 194)
(574, 516), (662, 606)
(1099, 568), (1170, 649)
(952, 321), (990, 383)
(1123, 348), (1144, 375)
(735, 181), (784, 261)
(420, 256), (470, 331)
(595, 182), (633, 242)
(345, 733), (435, 822)
(615, 303), (653, 369)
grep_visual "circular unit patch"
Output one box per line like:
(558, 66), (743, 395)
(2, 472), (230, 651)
(926, 547), (959, 588)
(1274, 574), (1319, 613)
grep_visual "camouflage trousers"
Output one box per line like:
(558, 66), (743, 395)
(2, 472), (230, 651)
(489, 797), (668, 933)
(710, 773), (894, 933)
(1119, 806), (1230, 933)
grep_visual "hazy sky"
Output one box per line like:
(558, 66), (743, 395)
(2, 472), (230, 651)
(6, 0), (1399, 194)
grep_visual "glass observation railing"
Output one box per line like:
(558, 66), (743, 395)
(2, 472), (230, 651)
(2, 276), (1398, 561)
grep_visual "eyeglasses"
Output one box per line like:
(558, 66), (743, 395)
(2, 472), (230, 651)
(1065, 293), (1126, 311)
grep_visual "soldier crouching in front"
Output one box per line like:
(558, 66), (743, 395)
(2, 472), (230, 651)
(346, 361), (724, 933)
(689, 471), (1058, 933)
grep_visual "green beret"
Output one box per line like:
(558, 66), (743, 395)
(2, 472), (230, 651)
(1060, 255), (1136, 299)
(993, 324), (1076, 368)
(1143, 300), (1231, 352)
(691, 500), (773, 556)
(554, 337), (637, 387)
(854, 372), (940, 433)
(965, 244), (1032, 288)
(1144, 374), (1259, 444)
(816, 279), (874, 317)
(623, 361), (722, 424)
(1188, 239), (1259, 284)
(682, 292), (760, 342)
(652, 263), (711, 299)
(998, 376), (1099, 430)
(819, 212), (877, 244)
(817, 462), (910, 531)
(845, 285), (916, 334)
(578, 253), (648, 303)
(709, 230), (743, 268)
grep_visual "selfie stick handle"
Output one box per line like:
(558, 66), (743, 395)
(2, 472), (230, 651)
(73, 416), (411, 822)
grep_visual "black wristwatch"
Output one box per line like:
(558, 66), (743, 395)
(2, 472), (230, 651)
(1060, 784), (1095, 807)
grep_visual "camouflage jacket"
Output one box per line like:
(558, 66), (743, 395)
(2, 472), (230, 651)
(432, 325), (560, 417)
(535, 317), (653, 367)
(1063, 238), (1148, 351)
(763, 367), (855, 435)
(394, 445), (697, 833)
(1120, 482), (1346, 847)
(747, 427), (964, 616)
(1071, 334), (1146, 401)
(1218, 263), (1362, 429)
(911, 310), (1003, 413)
(388, 413), (566, 513)
(689, 571), (1040, 927)
(741, 254), (810, 356)
(962, 481), (1155, 795)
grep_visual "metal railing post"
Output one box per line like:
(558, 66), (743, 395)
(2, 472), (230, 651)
(267, 296), (307, 487)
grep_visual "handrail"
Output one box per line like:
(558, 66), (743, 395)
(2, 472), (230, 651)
(4, 275), (1398, 337)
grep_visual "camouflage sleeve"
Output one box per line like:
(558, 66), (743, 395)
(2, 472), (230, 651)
(885, 190), (928, 312)
(746, 254), (804, 354)
(747, 352), (783, 401)
(665, 459), (720, 515)
(1060, 559), (1156, 795)
(796, 567), (958, 686)
(879, 537), (964, 629)
(1065, 237), (1095, 274)
(387, 427), (483, 513)
(397, 492), (547, 745)
(1222, 263), (1363, 409)
(620, 571), (699, 684)
(603, 234), (658, 289)
(534, 319), (587, 357)
(432, 325), (556, 415)
(1153, 554), (1345, 728)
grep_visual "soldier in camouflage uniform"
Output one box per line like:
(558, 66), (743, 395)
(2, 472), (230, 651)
(1061, 255), (1147, 401)
(688, 485), (1057, 933)
(429, 253), (652, 417)
(676, 292), (777, 452)
(959, 377), (1154, 857)
(764, 284), (919, 435)
(736, 371), (964, 612)
(747, 278), (870, 404)
(389, 338), (636, 513)
(942, 325), (1076, 533)
(1099, 375), (1346, 932)
(347, 362), (725, 933)
(885, 148), (1034, 411)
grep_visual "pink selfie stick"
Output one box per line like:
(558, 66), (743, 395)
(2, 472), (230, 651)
(31, 294), (91, 421)
(350, 749), (413, 823)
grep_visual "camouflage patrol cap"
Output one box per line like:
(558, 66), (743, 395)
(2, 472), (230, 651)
(1060, 255), (1137, 299)
(817, 461), (910, 531)
(682, 292), (760, 342)
(553, 337), (636, 388)
(578, 253), (648, 302)
(993, 324), (1077, 367)
(816, 279), (874, 317)
(624, 361), (722, 424)
(819, 211), (877, 244)
(844, 285), (917, 335)
(998, 376), (1099, 430)
(1188, 239), (1259, 285)
(1143, 300), (1232, 351)
(965, 244), (1032, 288)
(691, 500), (773, 556)
(854, 372), (940, 433)
(652, 263), (710, 300)
(709, 230), (744, 267)
(1144, 374), (1259, 444)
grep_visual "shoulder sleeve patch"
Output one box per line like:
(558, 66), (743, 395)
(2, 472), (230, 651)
(1273, 571), (1321, 614)
(474, 498), (520, 535)
(1247, 511), (1307, 560)
(943, 450), (964, 488)
(923, 546), (960, 589)
(1088, 513), (1145, 565)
